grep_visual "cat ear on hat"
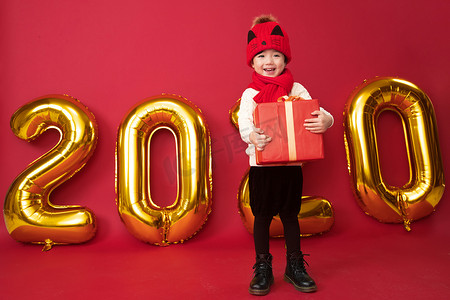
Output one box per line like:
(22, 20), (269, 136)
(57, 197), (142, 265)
(271, 25), (284, 37)
(248, 30), (257, 44)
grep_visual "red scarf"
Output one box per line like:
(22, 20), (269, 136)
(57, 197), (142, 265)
(248, 69), (294, 103)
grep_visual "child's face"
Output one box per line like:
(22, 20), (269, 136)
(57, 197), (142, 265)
(251, 49), (286, 77)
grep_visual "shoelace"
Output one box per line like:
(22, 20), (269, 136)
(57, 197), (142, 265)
(290, 253), (310, 272)
(253, 261), (272, 275)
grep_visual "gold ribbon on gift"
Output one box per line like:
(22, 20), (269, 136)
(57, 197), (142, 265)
(284, 101), (297, 161)
(278, 96), (304, 162)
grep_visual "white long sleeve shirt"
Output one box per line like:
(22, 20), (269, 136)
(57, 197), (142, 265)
(237, 82), (333, 166)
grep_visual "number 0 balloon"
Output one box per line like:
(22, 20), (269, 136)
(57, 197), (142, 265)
(4, 95), (98, 250)
(116, 94), (212, 246)
(344, 77), (445, 230)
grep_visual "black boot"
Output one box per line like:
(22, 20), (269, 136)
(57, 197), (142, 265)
(249, 253), (274, 296)
(284, 251), (317, 293)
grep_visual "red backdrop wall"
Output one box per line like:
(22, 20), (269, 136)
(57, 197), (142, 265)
(1, 0), (449, 298)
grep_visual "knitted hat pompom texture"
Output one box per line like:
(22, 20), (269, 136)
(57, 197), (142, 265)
(246, 15), (292, 67)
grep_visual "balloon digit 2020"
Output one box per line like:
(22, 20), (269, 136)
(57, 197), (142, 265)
(116, 94), (212, 246)
(344, 77), (445, 230)
(4, 95), (98, 250)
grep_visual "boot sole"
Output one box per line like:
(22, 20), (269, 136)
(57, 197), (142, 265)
(248, 288), (270, 296)
(284, 274), (317, 293)
(248, 278), (274, 296)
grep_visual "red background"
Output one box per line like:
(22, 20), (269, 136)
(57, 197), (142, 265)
(1, 1), (449, 299)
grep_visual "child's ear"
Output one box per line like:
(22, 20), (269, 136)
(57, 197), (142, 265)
(248, 30), (257, 44)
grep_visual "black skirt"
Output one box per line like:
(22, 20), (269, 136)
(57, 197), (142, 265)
(249, 165), (303, 217)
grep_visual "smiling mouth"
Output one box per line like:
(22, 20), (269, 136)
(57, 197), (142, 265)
(264, 68), (275, 72)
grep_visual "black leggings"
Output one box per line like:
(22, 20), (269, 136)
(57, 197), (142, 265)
(254, 213), (301, 255)
(249, 166), (303, 255)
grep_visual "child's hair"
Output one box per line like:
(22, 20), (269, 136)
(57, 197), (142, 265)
(246, 15), (291, 66)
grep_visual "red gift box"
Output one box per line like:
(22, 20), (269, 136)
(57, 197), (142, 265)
(253, 99), (324, 165)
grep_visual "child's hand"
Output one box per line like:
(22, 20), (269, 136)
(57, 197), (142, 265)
(249, 128), (272, 151)
(304, 110), (333, 133)
(277, 96), (304, 102)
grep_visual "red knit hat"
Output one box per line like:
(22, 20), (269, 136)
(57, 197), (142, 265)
(246, 16), (292, 67)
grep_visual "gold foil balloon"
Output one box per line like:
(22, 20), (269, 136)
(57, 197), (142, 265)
(4, 95), (98, 250)
(229, 99), (240, 130)
(230, 100), (334, 236)
(344, 77), (445, 230)
(237, 170), (334, 236)
(116, 94), (212, 246)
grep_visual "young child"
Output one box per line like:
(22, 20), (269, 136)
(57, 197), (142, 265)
(238, 15), (334, 295)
